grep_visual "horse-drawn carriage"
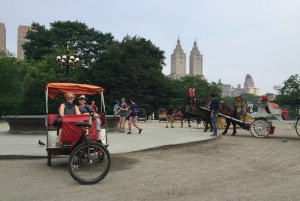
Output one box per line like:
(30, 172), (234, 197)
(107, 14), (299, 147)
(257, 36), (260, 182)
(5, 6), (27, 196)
(173, 110), (183, 122)
(137, 108), (147, 122)
(158, 108), (166, 122)
(215, 95), (300, 138)
(45, 83), (111, 184)
(217, 96), (253, 129)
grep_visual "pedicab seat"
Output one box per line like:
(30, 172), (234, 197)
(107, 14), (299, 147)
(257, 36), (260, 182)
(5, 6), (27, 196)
(62, 114), (98, 143)
(47, 114), (59, 130)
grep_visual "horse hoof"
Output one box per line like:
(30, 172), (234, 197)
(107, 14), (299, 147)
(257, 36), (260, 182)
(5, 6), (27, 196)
(222, 132), (226, 135)
(231, 133), (236, 136)
(189, 125), (191, 127)
(204, 130), (207, 132)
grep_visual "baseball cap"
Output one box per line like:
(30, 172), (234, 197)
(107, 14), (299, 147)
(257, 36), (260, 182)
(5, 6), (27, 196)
(79, 95), (86, 99)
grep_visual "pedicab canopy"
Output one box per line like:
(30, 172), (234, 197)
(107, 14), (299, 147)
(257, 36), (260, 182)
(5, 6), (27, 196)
(46, 83), (104, 99)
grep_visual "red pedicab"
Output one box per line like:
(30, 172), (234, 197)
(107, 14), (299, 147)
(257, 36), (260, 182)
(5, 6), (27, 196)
(45, 83), (111, 184)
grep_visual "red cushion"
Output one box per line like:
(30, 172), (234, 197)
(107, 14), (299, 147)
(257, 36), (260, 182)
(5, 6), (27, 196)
(268, 103), (280, 109)
(48, 114), (59, 130)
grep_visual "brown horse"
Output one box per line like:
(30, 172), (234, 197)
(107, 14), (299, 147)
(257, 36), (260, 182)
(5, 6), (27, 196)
(177, 104), (193, 128)
(197, 99), (213, 132)
(189, 98), (202, 129)
(218, 101), (238, 136)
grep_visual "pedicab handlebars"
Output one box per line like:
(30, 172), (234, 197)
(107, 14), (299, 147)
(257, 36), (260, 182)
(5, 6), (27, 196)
(84, 106), (96, 125)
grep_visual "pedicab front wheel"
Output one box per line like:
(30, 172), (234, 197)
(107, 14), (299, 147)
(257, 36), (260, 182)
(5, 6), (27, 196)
(68, 142), (111, 185)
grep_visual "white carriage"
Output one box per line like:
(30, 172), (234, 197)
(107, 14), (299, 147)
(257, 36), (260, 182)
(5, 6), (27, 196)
(249, 100), (300, 138)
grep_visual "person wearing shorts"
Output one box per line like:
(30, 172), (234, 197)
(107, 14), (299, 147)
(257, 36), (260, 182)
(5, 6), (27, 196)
(118, 98), (128, 133)
(127, 99), (142, 134)
(165, 104), (174, 128)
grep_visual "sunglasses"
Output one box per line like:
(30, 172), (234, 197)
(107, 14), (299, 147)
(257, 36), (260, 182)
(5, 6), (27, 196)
(79, 98), (85, 100)
(67, 97), (74, 99)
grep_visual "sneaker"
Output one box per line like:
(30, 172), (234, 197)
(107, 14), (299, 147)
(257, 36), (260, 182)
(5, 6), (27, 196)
(139, 129), (143, 134)
(171, 126), (175, 128)
(165, 126), (168, 128)
(127, 132), (132, 134)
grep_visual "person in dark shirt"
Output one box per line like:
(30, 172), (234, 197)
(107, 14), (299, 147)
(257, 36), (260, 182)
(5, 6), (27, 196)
(210, 93), (219, 136)
(165, 104), (174, 128)
(127, 99), (142, 134)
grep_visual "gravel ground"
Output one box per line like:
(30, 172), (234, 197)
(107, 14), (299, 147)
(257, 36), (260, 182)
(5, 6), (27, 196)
(1, 121), (300, 201)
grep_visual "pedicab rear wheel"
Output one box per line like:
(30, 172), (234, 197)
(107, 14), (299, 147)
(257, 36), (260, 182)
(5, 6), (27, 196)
(68, 142), (111, 184)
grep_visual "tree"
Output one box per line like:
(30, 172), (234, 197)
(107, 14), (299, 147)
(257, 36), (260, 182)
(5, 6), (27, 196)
(167, 75), (222, 106)
(23, 21), (114, 64)
(274, 74), (300, 117)
(88, 35), (169, 113)
(0, 51), (24, 115)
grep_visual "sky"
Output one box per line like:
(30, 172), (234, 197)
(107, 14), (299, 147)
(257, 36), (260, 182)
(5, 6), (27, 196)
(1, 0), (300, 95)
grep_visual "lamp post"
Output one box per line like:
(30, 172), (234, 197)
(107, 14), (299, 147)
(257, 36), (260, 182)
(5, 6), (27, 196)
(56, 43), (80, 82)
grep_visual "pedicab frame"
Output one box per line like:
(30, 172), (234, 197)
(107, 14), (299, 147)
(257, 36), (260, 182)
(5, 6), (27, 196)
(45, 83), (111, 184)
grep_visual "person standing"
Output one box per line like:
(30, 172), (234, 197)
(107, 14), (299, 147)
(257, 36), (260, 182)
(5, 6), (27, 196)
(91, 101), (98, 112)
(165, 104), (174, 128)
(127, 99), (142, 134)
(210, 93), (219, 136)
(118, 98), (128, 133)
(114, 100), (120, 115)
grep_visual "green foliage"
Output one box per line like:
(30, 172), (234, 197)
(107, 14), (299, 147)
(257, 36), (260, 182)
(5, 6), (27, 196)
(274, 74), (300, 117)
(87, 35), (169, 113)
(0, 51), (24, 115)
(167, 75), (222, 106)
(23, 21), (114, 63)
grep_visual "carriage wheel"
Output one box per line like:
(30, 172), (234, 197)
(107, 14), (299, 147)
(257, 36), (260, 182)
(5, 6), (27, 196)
(296, 118), (300, 137)
(250, 119), (270, 138)
(217, 117), (226, 129)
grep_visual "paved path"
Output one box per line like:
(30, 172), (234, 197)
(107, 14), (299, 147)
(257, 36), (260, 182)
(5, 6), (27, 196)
(0, 120), (215, 157)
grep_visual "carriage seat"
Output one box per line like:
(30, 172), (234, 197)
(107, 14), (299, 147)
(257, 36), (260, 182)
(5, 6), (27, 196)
(266, 103), (290, 120)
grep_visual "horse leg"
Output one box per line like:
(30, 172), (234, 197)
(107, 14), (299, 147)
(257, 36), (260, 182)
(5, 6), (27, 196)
(197, 116), (201, 129)
(180, 116), (183, 128)
(232, 121), (237, 136)
(222, 120), (230, 135)
(188, 116), (191, 127)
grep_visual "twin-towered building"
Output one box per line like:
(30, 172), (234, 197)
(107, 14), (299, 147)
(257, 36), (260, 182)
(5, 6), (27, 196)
(0, 22), (31, 59)
(169, 38), (204, 79)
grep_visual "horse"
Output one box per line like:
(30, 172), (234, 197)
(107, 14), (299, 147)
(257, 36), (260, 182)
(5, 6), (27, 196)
(177, 104), (194, 128)
(197, 99), (213, 132)
(218, 101), (238, 136)
(189, 98), (202, 129)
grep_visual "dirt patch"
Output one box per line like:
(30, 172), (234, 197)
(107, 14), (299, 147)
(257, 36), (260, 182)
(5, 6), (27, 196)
(1, 122), (300, 200)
